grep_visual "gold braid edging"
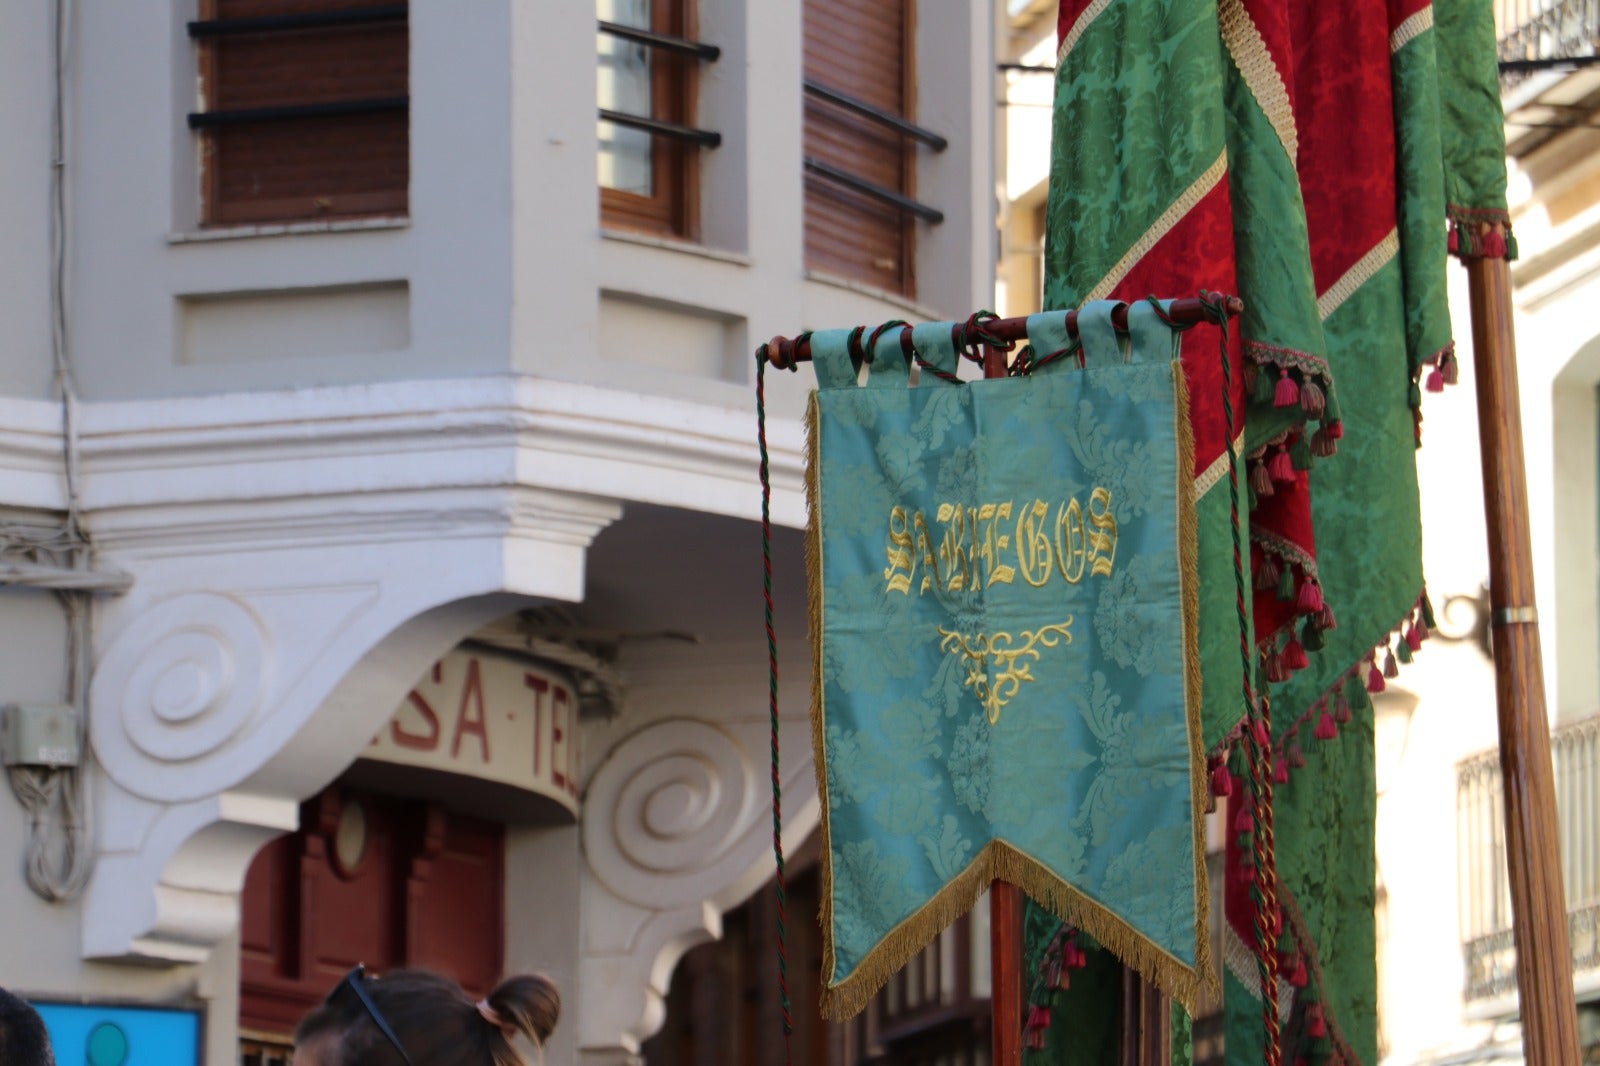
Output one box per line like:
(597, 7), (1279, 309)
(1219, 0), (1299, 164)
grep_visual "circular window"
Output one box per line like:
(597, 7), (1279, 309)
(332, 798), (369, 878)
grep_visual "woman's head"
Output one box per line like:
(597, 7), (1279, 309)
(293, 967), (559, 1066)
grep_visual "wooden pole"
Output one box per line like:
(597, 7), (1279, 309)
(1465, 251), (1582, 1064)
(982, 344), (1027, 1066)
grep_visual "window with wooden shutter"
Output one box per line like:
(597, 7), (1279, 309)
(803, 0), (919, 298)
(598, 0), (720, 240)
(190, 1), (409, 227)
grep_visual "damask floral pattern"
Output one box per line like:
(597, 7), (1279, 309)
(809, 304), (1206, 1008)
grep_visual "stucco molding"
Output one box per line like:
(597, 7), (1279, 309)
(577, 709), (818, 1057)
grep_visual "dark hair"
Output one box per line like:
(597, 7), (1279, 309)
(0, 988), (56, 1066)
(295, 969), (559, 1066)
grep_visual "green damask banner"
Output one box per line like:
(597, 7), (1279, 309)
(806, 301), (1213, 1018)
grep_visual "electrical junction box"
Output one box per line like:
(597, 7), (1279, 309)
(0, 703), (80, 768)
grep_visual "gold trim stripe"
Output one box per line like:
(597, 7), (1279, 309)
(1087, 152), (1228, 302)
(1224, 926), (1260, 994)
(1196, 430), (1248, 498)
(1219, 0), (1299, 164)
(1390, 7), (1434, 52)
(1058, 0), (1114, 65)
(1317, 228), (1399, 321)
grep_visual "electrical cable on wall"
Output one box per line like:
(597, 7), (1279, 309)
(3, 0), (97, 903)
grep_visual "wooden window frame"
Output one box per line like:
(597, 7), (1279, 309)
(194, 0), (410, 227)
(802, 0), (921, 299)
(599, 0), (701, 240)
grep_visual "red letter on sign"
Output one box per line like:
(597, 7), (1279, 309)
(392, 663), (443, 750)
(451, 658), (492, 762)
(551, 685), (572, 795)
(525, 673), (550, 775)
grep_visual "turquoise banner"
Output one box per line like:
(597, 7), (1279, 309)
(806, 302), (1211, 1018)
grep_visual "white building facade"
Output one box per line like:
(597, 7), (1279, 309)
(0, 2), (996, 1063)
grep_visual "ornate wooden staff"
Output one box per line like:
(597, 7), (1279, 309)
(1465, 249), (1582, 1063)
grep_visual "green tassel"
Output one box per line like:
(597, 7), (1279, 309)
(1301, 618), (1325, 652)
(1290, 434), (1313, 471)
(1408, 379), (1423, 408)
(1277, 564), (1297, 602)
(1253, 364), (1276, 405)
(1422, 594), (1437, 629)
(1396, 638), (1413, 664)
(1505, 231), (1518, 260)
(1322, 387), (1342, 425)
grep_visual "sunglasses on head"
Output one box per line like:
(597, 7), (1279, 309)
(331, 964), (415, 1066)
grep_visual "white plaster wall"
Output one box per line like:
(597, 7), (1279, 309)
(0, 2), (57, 398)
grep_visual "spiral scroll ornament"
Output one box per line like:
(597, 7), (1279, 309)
(583, 719), (753, 909)
(90, 593), (270, 802)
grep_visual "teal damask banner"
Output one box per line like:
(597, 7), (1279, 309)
(805, 301), (1212, 1018)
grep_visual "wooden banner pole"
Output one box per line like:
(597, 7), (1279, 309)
(1464, 251), (1582, 1063)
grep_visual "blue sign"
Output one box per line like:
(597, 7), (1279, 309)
(32, 1002), (201, 1066)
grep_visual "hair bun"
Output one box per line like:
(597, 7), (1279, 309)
(486, 974), (560, 1046)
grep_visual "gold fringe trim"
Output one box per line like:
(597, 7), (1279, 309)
(1086, 153), (1227, 303)
(804, 393), (839, 992)
(1058, 0), (1115, 66)
(1219, 0), (1299, 164)
(819, 839), (1212, 1020)
(812, 374), (1217, 1021)
(1174, 362), (1220, 1007)
(1390, 6), (1433, 53)
(1318, 228), (1398, 321)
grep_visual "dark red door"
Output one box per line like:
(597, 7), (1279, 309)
(238, 785), (505, 1042)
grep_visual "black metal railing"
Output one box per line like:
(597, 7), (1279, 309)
(596, 20), (721, 147)
(1458, 711), (1600, 1002)
(186, 5), (408, 130)
(1496, 0), (1600, 78)
(188, 4), (406, 39)
(802, 80), (948, 224)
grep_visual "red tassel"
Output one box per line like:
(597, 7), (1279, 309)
(1367, 663), (1386, 693)
(1482, 227), (1507, 258)
(1275, 368), (1300, 408)
(1252, 719), (1271, 748)
(1288, 741), (1306, 768)
(1448, 226), (1460, 254)
(1283, 638), (1309, 671)
(1318, 604), (1337, 631)
(1327, 419), (1344, 440)
(1300, 379), (1326, 417)
(1251, 461), (1275, 498)
(1289, 956), (1309, 987)
(1268, 447), (1295, 482)
(1255, 551), (1281, 592)
(1306, 1004), (1327, 1038)
(1265, 650), (1290, 683)
(1442, 352), (1459, 386)
(1240, 861), (1256, 884)
(1425, 365), (1445, 393)
(1384, 650), (1400, 679)
(1310, 426), (1335, 458)
(1406, 625), (1423, 653)
(1334, 693), (1352, 724)
(1296, 578), (1324, 614)
(1313, 711), (1338, 741)
(1415, 617), (1429, 641)
(1026, 1006), (1052, 1031)
(1273, 756), (1289, 784)
(1211, 763), (1233, 797)
(1234, 804), (1254, 833)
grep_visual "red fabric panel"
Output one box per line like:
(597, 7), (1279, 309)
(1290, 0), (1398, 296)
(1106, 180), (1244, 476)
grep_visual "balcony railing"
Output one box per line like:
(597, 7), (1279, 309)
(1457, 711), (1600, 1004)
(1495, 0), (1600, 79)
